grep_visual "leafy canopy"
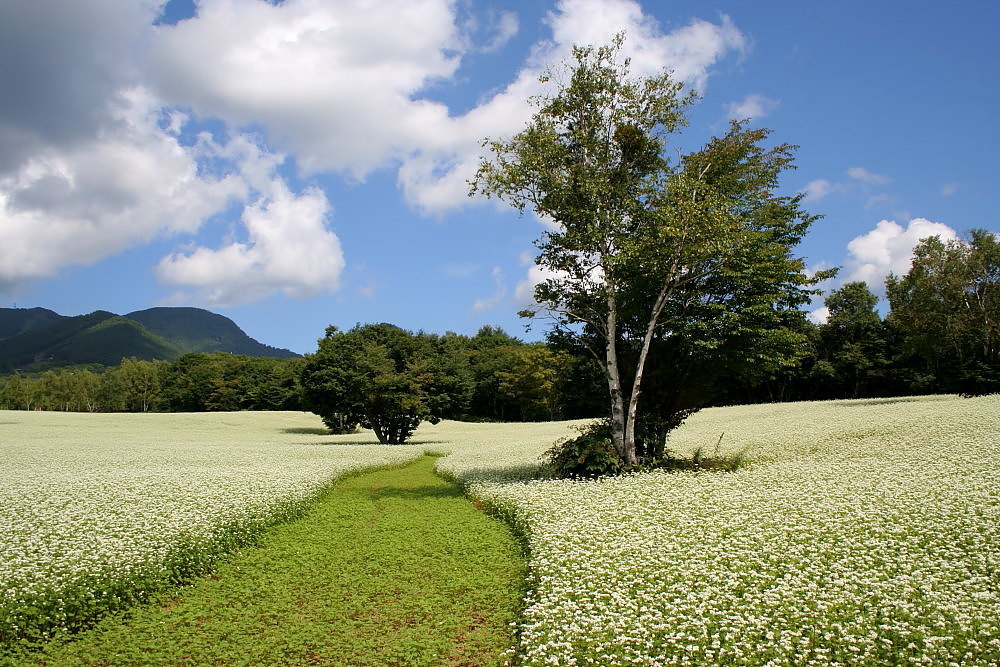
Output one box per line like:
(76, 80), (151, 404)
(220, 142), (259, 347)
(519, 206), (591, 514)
(472, 35), (822, 468)
(300, 323), (470, 444)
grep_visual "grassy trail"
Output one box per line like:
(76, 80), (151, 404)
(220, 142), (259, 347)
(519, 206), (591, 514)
(26, 456), (524, 666)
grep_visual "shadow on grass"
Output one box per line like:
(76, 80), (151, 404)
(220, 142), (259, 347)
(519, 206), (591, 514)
(282, 427), (332, 436)
(369, 484), (465, 501)
(839, 397), (925, 408)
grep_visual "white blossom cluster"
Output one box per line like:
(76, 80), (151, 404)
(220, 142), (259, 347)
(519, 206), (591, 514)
(442, 395), (1000, 665)
(0, 410), (424, 644)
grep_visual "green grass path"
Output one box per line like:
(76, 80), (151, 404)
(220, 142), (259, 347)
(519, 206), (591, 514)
(26, 456), (525, 666)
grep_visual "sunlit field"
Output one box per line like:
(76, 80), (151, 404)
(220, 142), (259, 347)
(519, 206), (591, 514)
(0, 411), (426, 647)
(442, 395), (1000, 666)
(3, 395), (998, 665)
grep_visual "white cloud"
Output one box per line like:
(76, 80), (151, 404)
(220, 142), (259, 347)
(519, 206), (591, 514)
(149, 0), (463, 179)
(0, 0), (752, 301)
(515, 264), (553, 307)
(726, 93), (779, 121)
(0, 0), (159, 175)
(847, 166), (892, 186)
(843, 218), (958, 289)
(544, 0), (747, 89)
(482, 10), (519, 53)
(150, 0), (748, 217)
(801, 179), (837, 203)
(0, 88), (244, 292)
(939, 182), (959, 197)
(400, 0), (749, 215)
(808, 306), (830, 325)
(157, 180), (344, 306)
(472, 266), (507, 312)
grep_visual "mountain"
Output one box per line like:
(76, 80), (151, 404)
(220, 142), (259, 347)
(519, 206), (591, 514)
(0, 307), (297, 372)
(0, 307), (66, 339)
(125, 308), (297, 358)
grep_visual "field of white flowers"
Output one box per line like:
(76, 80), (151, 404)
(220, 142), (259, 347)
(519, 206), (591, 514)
(0, 410), (425, 646)
(3, 395), (997, 665)
(439, 394), (1000, 666)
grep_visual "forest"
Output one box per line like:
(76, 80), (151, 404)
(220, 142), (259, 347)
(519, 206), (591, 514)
(1, 229), (996, 421)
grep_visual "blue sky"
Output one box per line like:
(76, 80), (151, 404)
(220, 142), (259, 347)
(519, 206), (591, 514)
(1, 0), (996, 354)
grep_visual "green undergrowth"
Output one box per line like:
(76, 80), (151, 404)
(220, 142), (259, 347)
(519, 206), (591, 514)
(10, 455), (525, 666)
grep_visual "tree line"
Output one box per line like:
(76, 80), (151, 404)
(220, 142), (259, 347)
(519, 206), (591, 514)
(732, 230), (999, 404)
(4, 228), (992, 426)
(0, 328), (600, 421)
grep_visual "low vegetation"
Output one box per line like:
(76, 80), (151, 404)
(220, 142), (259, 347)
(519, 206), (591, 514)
(443, 395), (1000, 665)
(19, 457), (524, 666)
(2, 394), (997, 665)
(0, 411), (425, 650)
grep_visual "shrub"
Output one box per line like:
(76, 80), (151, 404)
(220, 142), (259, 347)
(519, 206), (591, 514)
(544, 420), (623, 478)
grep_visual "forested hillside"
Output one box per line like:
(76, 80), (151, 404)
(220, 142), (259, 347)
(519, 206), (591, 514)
(0, 307), (297, 372)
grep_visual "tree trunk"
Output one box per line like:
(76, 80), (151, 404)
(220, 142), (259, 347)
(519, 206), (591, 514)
(624, 282), (673, 465)
(604, 293), (634, 465)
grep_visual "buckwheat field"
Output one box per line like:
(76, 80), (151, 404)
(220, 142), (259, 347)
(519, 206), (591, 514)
(3, 394), (998, 665)
(0, 411), (425, 646)
(439, 395), (1000, 666)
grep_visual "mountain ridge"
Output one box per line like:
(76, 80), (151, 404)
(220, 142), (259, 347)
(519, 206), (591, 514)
(0, 307), (298, 372)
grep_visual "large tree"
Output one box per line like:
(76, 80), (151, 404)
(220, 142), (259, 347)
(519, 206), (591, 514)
(300, 323), (471, 444)
(472, 37), (822, 466)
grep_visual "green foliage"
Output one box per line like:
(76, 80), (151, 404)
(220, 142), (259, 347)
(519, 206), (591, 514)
(0, 306), (297, 374)
(20, 457), (524, 666)
(300, 324), (473, 444)
(814, 281), (891, 398)
(160, 353), (303, 412)
(545, 420), (623, 478)
(474, 36), (821, 467)
(545, 416), (746, 479)
(887, 230), (1000, 395)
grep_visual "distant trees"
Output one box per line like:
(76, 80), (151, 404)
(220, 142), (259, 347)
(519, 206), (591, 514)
(0, 325), (594, 423)
(0, 354), (303, 414)
(3, 230), (995, 426)
(887, 230), (999, 394)
(300, 324), (472, 444)
(720, 229), (999, 402)
(159, 353), (303, 412)
(813, 282), (890, 398)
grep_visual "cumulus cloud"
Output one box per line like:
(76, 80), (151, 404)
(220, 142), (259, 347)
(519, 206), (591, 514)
(148, 0), (463, 179)
(400, 0), (749, 214)
(157, 180), (344, 306)
(0, 0), (751, 303)
(0, 88), (244, 292)
(726, 93), (779, 121)
(544, 0), (747, 87)
(808, 307), (830, 325)
(843, 218), (958, 289)
(0, 0), (159, 174)
(149, 0), (747, 215)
